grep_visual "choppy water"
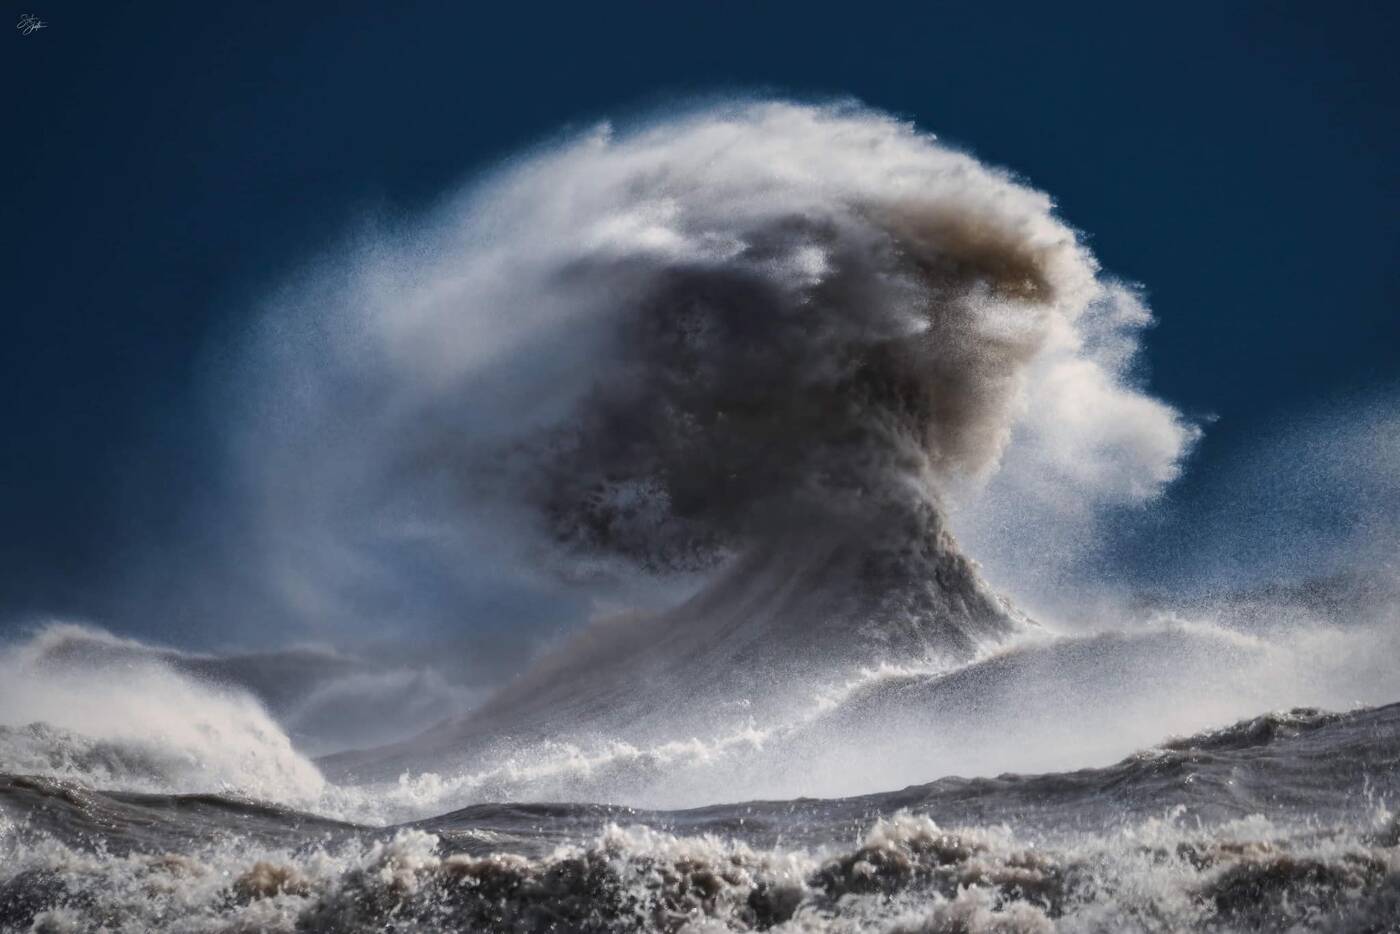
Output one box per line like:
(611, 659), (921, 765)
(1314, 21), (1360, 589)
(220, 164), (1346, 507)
(3, 703), (1397, 932)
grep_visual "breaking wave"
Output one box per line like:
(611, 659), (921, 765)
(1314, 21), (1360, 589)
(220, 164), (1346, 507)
(3, 99), (1397, 932)
(225, 100), (1204, 783)
(0, 625), (325, 804)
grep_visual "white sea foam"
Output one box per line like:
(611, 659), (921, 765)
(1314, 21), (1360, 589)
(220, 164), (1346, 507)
(3, 809), (1397, 932)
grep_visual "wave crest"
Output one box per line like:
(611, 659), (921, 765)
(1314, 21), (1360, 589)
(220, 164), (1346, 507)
(237, 100), (1196, 637)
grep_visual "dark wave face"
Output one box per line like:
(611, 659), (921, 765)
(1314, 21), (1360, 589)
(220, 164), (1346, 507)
(532, 198), (1070, 572)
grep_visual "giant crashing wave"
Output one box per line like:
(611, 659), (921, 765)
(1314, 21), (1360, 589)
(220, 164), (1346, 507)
(233, 101), (1198, 781)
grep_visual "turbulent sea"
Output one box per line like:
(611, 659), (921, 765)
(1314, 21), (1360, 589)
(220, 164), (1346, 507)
(3, 703), (1399, 932)
(4, 101), (1398, 931)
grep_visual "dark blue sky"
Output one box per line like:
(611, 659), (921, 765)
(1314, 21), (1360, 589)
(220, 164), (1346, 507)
(4, 2), (1396, 642)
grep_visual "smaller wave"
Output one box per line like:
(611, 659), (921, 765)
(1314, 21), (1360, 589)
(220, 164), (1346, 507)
(1159, 707), (1343, 753)
(281, 667), (482, 757)
(3, 622), (482, 757)
(0, 624), (327, 803)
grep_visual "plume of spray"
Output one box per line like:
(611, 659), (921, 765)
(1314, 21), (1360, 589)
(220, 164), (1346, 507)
(229, 101), (1201, 778)
(237, 100), (1195, 636)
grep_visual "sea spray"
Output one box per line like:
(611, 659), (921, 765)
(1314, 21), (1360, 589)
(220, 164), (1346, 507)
(241, 101), (1195, 779)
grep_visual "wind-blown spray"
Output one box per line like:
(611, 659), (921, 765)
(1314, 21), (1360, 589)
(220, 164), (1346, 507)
(233, 102), (1198, 775)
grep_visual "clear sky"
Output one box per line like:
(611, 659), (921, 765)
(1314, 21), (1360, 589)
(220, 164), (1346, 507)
(4, 1), (1396, 643)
